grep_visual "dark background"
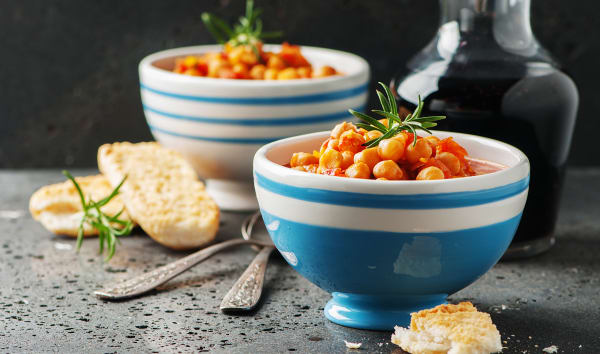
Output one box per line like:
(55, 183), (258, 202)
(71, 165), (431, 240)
(1, 0), (598, 168)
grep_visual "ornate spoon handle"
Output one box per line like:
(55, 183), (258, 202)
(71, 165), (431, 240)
(94, 238), (272, 300)
(220, 245), (275, 312)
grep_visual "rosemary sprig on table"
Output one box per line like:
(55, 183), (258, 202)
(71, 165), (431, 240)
(62, 170), (133, 261)
(201, 0), (283, 53)
(349, 82), (446, 148)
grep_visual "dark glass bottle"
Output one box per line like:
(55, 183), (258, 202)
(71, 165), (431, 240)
(391, 0), (578, 258)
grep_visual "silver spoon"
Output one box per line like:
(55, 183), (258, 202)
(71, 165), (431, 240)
(220, 211), (275, 312)
(94, 237), (273, 300)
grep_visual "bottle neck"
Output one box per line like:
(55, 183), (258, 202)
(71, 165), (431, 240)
(438, 0), (534, 53)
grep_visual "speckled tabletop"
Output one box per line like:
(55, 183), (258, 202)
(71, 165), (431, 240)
(1, 169), (599, 353)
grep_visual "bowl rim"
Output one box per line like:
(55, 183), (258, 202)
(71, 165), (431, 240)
(254, 130), (530, 195)
(138, 44), (370, 88)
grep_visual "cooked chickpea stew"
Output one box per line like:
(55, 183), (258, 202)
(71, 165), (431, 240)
(287, 121), (504, 180)
(173, 42), (339, 80)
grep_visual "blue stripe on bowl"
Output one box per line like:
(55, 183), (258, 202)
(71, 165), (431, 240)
(143, 104), (365, 126)
(140, 82), (369, 105)
(261, 208), (519, 293)
(255, 172), (529, 209)
(149, 124), (285, 144)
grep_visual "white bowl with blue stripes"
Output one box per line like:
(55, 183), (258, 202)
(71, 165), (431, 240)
(139, 45), (369, 210)
(254, 130), (530, 330)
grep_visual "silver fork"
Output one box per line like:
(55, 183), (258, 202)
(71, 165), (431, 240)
(220, 211), (275, 312)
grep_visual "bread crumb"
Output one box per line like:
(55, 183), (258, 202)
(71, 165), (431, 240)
(543, 345), (558, 353)
(344, 340), (362, 349)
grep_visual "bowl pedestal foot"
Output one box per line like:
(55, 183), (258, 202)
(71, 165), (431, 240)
(206, 180), (258, 211)
(324, 292), (447, 330)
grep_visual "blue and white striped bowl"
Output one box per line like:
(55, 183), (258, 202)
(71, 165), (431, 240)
(254, 131), (529, 330)
(139, 45), (369, 210)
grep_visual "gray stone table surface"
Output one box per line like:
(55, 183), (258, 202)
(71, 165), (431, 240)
(1, 169), (599, 353)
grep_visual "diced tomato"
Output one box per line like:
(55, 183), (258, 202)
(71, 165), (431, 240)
(279, 42), (311, 67)
(436, 137), (468, 160)
(405, 132), (415, 146)
(196, 62), (208, 76)
(411, 158), (452, 179)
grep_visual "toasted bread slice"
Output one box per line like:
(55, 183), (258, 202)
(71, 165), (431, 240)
(29, 175), (133, 237)
(391, 302), (502, 354)
(97, 142), (219, 250)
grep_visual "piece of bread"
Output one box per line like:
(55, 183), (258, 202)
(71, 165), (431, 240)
(97, 142), (219, 250)
(391, 302), (502, 354)
(29, 175), (133, 237)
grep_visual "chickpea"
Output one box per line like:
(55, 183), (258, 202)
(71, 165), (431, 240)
(327, 138), (340, 150)
(331, 121), (357, 139)
(228, 46), (246, 65)
(378, 138), (405, 161)
(345, 162), (370, 179)
(341, 151), (355, 169)
(232, 63), (249, 79)
(240, 50), (259, 66)
(313, 65), (337, 78)
(249, 64), (266, 80)
(277, 67), (300, 80)
(354, 147), (381, 170)
(320, 138), (331, 155)
(416, 166), (445, 180)
(217, 67), (236, 79)
(424, 136), (441, 151)
(183, 68), (201, 76)
(365, 130), (383, 141)
(319, 149), (343, 169)
(406, 138), (433, 164)
(290, 152), (319, 167)
(338, 130), (365, 153)
(436, 152), (461, 174)
(393, 132), (408, 145)
(267, 55), (286, 70)
(264, 68), (279, 80)
(208, 58), (229, 77)
(373, 160), (404, 180)
(297, 66), (312, 78)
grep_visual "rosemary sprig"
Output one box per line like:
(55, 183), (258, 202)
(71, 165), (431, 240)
(201, 0), (283, 53)
(349, 82), (446, 148)
(62, 170), (133, 261)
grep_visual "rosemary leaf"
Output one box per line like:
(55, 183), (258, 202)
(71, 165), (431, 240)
(351, 84), (446, 148)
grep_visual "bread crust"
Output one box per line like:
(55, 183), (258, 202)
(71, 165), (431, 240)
(29, 175), (133, 237)
(391, 302), (502, 354)
(97, 142), (219, 250)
